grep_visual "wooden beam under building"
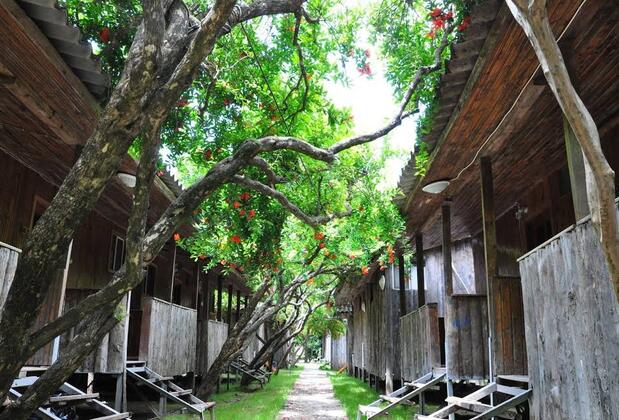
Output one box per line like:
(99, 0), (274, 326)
(236, 290), (241, 323)
(480, 156), (497, 380)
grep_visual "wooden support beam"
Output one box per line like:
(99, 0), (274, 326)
(563, 115), (590, 220)
(227, 285), (233, 325)
(398, 251), (407, 315)
(235, 290), (241, 323)
(415, 234), (425, 308)
(216, 276), (223, 322)
(480, 156), (497, 380)
(442, 201), (456, 420)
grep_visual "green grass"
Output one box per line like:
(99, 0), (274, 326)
(328, 371), (438, 420)
(163, 366), (303, 420)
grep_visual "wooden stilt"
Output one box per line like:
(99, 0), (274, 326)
(216, 276), (223, 322)
(442, 201), (455, 420)
(480, 157), (497, 382)
(114, 374), (123, 412)
(398, 250), (407, 315)
(227, 285), (233, 325)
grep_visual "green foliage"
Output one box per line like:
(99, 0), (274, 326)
(329, 372), (438, 419)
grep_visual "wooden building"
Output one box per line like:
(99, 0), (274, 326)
(393, 0), (618, 418)
(0, 0), (259, 414)
(336, 264), (416, 393)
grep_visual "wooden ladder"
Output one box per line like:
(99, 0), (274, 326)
(416, 381), (531, 420)
(126, 363), (215, 420)
(229, 360), (267, 387)
(357, 369), (446, 419)
(10, 376), (130, 419)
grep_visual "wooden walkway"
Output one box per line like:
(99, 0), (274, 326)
(278, 363), (346, 419)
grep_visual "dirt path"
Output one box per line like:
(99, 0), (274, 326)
(278, 362), (348, 419)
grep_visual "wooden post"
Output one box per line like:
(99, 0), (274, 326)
(480, 156), (497, 381)
(415, 234), (425, 308)
(216, 276), (223, 322)
(564, 115), (590, 220)
(442, 201), (455, 420)
(235, 290), (241, 323)
(169, 244), (177, 303)
(227, 285), (233, 325)
(194, 265), (200, 310)
(398, 250), (407, 315)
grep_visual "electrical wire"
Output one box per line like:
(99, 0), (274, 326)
(450, 0), (589, 183)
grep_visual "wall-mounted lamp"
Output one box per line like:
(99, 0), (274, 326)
(421, 179), (450, 194)
(117, 172), (137, 188)
(379, 275), (386, 290)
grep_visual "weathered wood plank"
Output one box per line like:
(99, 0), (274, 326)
(519, 207), (619, 419)
(400, 304), (441, 381)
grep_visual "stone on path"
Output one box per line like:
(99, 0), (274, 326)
(278, 362), (347, 419)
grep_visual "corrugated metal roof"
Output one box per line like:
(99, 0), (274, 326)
(17, 0), (110, 98)
(394, 0), (501, 211)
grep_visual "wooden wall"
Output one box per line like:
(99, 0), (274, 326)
(0, 244), (19, 315)
(445, 296), (489, 381)
(139, 297), (197, 377)
(519, 211), (619, 420)
(424, 239), (486, 316)
(207, 320), (228, 371)
(400, 303), (441, 381)
(61, 290), (127, 373)
(350, 268), (401, 382)
(492, 276), (527, 375)
(329, 333), (347, 370)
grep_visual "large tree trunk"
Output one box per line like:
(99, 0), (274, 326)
(506, 0), (619, 303)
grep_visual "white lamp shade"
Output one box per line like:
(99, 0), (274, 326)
(422, 179), (450, 194)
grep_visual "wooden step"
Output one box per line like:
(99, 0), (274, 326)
(445, 396), (516, 419)
(49, 392), (100, 404)
(192, 402), (216, 411)
(91, 413), (130, 420)
(170, 389), (193, 397)
(379, 395), (415, 405)
(358, 405), (384, 415)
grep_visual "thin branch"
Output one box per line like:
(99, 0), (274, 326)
(249, 157), (287, 185)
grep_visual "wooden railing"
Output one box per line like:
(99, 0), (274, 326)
(139, 297), (197, 376)
(400, 303), (441, 381)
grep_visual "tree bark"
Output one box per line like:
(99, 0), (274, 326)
(506, 0), (619, 303)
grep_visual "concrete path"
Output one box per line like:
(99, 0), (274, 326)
(278, 362), (347, 419)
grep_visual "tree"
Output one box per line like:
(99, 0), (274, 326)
(506, 0), (619, 303)
(0, 0), (465, 416)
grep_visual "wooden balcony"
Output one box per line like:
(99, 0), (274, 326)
(139, 297), (197, 377)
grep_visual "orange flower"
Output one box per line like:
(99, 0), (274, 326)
(173, 233), (181, 241)
(231, 235), (242, 244)
(240, 192), (251, 201)
(319, 242), (326, 249)
(233, 201), (241, 209)
(239, 209), (246, 216)
(314, 231), (325, 240)
(307, 277), (315, 285)
(361, 266), (369, 276)
(248, 209), (256, 218)
(198, 255), (206, 261)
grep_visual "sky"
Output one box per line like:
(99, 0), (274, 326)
(325, 0), (418, 190)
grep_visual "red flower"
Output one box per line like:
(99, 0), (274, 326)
(99, 27), (110, 44)
(458, 16), (472, 32)
(430, 8), (443, 18)
(203, 149), (213, 160)
(198, 255), (206, 261)
(176, 99), (189, 107)
(319, 242), (326, 249)
(239, 209), (246, 216)
(231, 235), (242, 244)
(229, 263), (237, 270)
(156, 170), (164, 177)
(233, 201), (241, 209)
(173, 233), (181, 241)
(248, 209), (256, 218)
(445, 11), (454, 20)
(427, 31), (436, 39)
(361, 266), (369, 276)
(240, 192), (251, 201)
(432, 17), (445, 30)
